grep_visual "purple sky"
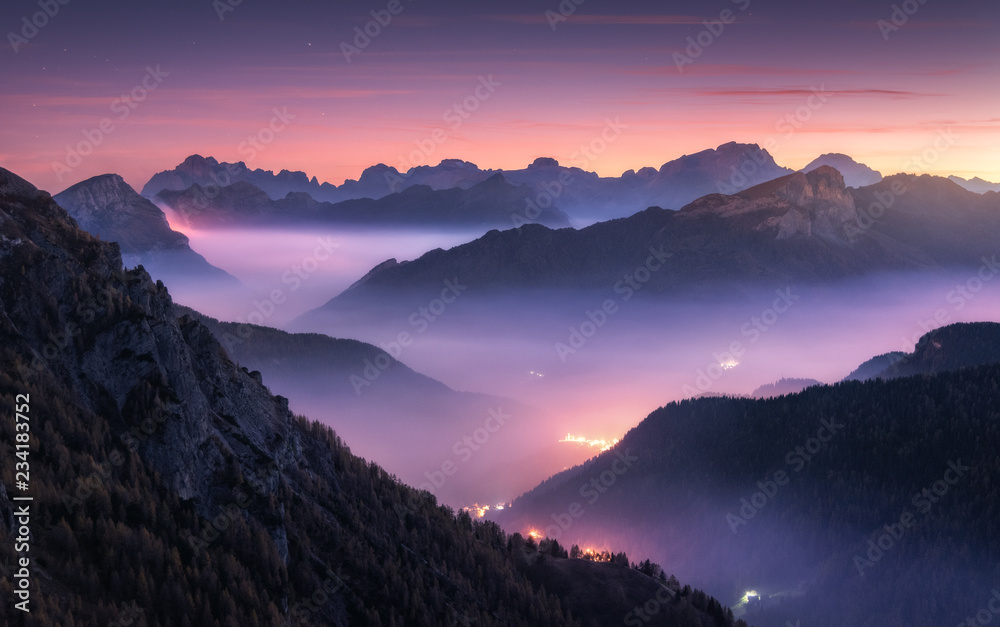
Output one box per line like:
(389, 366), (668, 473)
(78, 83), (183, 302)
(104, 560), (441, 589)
(2, 0), (998, 192)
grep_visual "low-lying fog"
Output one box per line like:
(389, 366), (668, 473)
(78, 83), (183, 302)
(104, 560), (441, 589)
(165, 221), (1000, 512)
(164, 217), (487, 328)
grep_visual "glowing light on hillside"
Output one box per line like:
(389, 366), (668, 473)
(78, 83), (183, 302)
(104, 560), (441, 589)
(559, 433), (620, 451)
(581, 547), (611, 562)
(527, 529), (543, 540)
(740, 590), (760, 604)
(462, 503), (508, 518)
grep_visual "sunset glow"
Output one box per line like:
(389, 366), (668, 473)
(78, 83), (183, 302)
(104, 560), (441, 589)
(3, 2), (998, 194)
(3, 1), (999, 625)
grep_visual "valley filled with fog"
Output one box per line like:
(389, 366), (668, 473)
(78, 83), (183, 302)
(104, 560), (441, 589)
(168, 218), (1000, 511)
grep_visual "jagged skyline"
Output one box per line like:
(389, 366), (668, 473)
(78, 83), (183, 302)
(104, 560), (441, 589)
(1, 0), (998, 192)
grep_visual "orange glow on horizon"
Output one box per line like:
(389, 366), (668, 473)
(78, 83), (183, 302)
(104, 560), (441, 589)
(559, 433), (620, 452)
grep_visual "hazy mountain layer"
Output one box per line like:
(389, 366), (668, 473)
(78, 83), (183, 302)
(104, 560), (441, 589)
(302, 169), (1000, 325)
(179, 307), (592, 506)
(145, 142), (793, 222)
(155, 173), (572, 230)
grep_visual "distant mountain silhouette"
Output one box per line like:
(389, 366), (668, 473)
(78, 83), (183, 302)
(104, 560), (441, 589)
(751, 377), (823, 398)
(842, 351), (907, 381)
(141, 154), (343, 201)
(948, 175), (1000, 194)
(846, 322), (1000, 381)
(302, 168), (1000, 324)
(802, 153), (882, 187)
(144, 142), (793, 223)
(155, 173), (572, 230)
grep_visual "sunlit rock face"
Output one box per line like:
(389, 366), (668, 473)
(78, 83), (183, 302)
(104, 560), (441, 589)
(774, 166), (858, 239)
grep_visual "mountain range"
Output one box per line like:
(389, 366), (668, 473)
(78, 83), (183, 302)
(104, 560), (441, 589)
(144, 142), (795, 224)
(154, 172), (572, 230)
(300, 167), (1000, 326)
(948, 175), (1000, 194)
(0, 165), (742, 626)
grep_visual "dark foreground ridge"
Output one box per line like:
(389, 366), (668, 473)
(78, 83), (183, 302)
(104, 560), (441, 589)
(497, 322), (1000, 627)
(0, 167), (743, 625)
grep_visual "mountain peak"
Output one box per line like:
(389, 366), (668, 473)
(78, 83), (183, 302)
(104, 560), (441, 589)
(529, 157), (560, 168)
(60, 172), (131, 195)
(55, 173), (190, 255)
(0, 166), (43, 198)
(178, 154), (221, 171)
(776, 165), (850, 205)
(435, 158), (481, 169)
(948, 175), (1000, 194)
(802, 153), (882, 187)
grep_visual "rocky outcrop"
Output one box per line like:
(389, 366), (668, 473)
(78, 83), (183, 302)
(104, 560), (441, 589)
(3, 165), (285, 533)
(54, 174), (239, 290)
(775, 166), (858, 238)
(56, 174), (189, 253)
(678, 165), (857, 240)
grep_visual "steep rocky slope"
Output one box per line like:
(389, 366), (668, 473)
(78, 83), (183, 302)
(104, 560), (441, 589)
(0, 166), (742, 625)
